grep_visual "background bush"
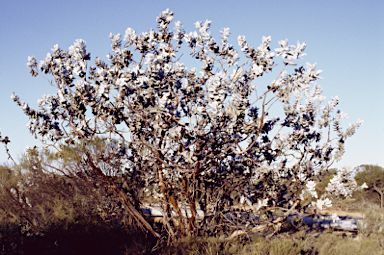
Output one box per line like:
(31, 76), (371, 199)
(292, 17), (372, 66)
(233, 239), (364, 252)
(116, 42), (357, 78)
(0, 155), (156, 255)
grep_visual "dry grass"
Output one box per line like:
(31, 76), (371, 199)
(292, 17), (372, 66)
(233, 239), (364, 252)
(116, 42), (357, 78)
(161, 230), (384, 255)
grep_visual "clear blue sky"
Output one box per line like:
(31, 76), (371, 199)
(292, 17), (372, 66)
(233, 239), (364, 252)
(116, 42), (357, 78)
(0, 0), (383, 169)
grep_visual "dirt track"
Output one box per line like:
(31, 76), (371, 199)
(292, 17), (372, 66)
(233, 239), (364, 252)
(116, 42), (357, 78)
(318, 209), (364, 217)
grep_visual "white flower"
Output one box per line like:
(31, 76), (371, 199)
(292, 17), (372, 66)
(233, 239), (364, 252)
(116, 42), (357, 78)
(194, 21), (202, 29)
(292, 41), (307, 59)
(51, 44), (60, 53)
(278, 39), (288, 49)
(196, 106), (204, 114)
(115, 78), (127, 88)
(145, 53), (155, 65)
(252, 63), (264, 76)
(27, 56), (37, 68)
(254, 198), (268, 211)
(97, 84), (105, 97)
(262, 36), (271, 44)
(315, 198), (332, 210)
(131, 65), (141, 75)
(306, 181), (318, 198)
(296, 172), (307, 181)
(356, 117), (364, 126)
(174, 20), (182, 31)
(174, 21), (184, 41)
(124, 28), (136, 41)
(208, 101), (219, 113)
(10, 93), (19, 101)
(279, 133), (289, 142)
(275, 39), (289, 56)
(75, 80), (85, 90)
(325, 166), (357, 198)
(108, 32), (121, 42)
(220, 27), (230, 42)
(158, 92), (170, 108)
(329, 96), (339, 108)
(238, 35), (248, 51)
(162, 8), (173, 23)
(169, 126), (182, 138)
(336, 111), (348, 120)
(39, 53), (52, 72)
(259, 162), (270, 174)
(68, 39), (87, 61)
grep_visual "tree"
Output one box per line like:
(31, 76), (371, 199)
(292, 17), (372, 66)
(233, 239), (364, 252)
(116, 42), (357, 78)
(355, 165), (384, 209)
(11, 9), (362, 239)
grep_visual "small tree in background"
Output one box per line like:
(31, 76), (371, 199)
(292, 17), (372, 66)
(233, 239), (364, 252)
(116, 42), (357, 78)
(355, 165), (384, 209)
(10, 9), (362, 239)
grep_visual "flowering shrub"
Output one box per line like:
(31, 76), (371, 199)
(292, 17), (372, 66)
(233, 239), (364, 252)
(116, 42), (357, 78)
(12, 9), (362, 238)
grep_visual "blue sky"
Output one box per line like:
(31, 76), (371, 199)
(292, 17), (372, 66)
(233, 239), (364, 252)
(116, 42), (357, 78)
(0, 0), (383, 169)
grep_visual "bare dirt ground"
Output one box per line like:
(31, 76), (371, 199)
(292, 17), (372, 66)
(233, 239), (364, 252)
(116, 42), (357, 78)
(318, 209), (364, 217)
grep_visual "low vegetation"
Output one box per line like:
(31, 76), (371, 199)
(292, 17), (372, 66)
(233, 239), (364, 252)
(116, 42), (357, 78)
(1, 159), (384, 254)
(0, 157), (157, 255)
(161, 230), (384, 255)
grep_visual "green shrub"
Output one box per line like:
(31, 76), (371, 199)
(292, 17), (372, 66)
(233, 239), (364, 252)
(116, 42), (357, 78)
(358, 203), (384, 237)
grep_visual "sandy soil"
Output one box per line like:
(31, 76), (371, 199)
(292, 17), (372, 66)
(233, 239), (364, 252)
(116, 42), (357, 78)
(318, 209), (364, 217)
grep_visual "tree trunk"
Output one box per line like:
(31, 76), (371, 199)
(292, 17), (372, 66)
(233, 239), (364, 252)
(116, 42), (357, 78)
(86, 152), (160, 238)
(373, 185), (384, 209)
